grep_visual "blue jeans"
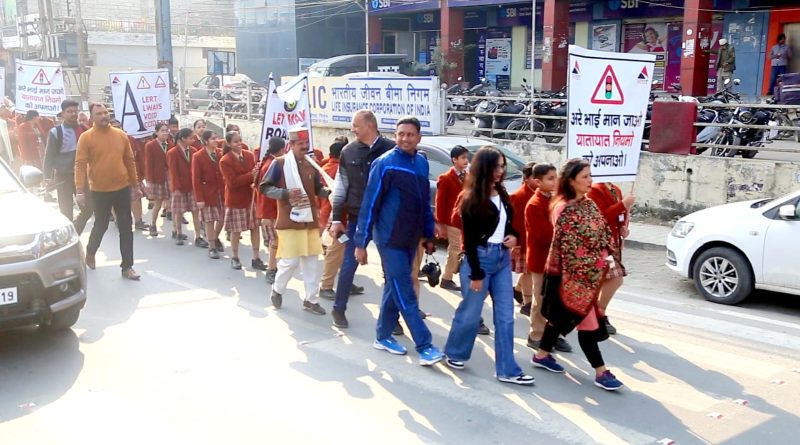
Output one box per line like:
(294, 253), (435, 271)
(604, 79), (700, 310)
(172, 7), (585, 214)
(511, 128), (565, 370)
(769, 65), (787, 95)
(376, 245), (433, 352)
(333, 219), (359, 312)
(444, 244), (523, 378)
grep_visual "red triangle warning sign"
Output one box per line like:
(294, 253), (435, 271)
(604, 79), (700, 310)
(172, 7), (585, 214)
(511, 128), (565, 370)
(31, 69), (52, 86)
(154, 76), (167, 88)
(591, 65), (624, 105)
(137, 76), (151, 89)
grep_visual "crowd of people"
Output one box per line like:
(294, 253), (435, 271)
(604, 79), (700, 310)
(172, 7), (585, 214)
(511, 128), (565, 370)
(4, 99), (638, 391)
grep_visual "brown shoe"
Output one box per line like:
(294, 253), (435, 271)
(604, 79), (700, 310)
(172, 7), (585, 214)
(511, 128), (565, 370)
(85, 255), (96, 270)
(122, 268), (141, 281)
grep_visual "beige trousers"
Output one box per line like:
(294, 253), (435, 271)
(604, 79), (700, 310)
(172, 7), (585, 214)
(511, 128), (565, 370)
(443, 225), (462, 281)
(529, 272), (547, 341)
(320, 235), (345, 290)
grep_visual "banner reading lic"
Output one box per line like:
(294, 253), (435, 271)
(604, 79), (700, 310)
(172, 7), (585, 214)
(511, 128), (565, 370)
(567, 45), (655, 183)
(15, 60), (67, 117)
(109, 69), (172, 138)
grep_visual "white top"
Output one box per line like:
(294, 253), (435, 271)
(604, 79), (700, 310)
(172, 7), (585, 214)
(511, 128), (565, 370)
(488, 195), (506, 244)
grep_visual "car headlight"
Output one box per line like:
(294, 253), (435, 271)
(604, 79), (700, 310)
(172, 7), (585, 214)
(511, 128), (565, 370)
(39, 225), (78, 256)
(671, 221), (695, 238)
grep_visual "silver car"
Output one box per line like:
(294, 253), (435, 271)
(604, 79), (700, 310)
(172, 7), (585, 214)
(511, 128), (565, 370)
(0, 161), (86, 330)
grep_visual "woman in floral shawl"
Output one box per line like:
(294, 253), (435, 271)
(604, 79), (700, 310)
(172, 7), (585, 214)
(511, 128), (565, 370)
(530, 159), (624, 391)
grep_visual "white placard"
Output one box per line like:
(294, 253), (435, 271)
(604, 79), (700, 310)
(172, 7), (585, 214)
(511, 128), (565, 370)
(14, 60), (67, 117)
(259, 73), (313, 159)
(109, 69), (172, 138)
(567, 45), (655, 183)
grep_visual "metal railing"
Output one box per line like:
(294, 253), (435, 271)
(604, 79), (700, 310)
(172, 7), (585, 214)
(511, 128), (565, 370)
(81, 18), (235, 37)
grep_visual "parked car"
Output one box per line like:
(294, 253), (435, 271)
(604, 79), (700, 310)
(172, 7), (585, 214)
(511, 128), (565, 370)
(0, 161), (87, 331)
(666, 189), (800, 304)
(187, 74), (265, 109)
(417, 136), (525, 208)
(307, 54), (414, 77)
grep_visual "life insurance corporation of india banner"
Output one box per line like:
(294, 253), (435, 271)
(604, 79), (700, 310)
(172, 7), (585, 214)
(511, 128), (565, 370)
(109, 69), (172, 138)
(305, 77), (442, 135)
(567, 45), (655, 183)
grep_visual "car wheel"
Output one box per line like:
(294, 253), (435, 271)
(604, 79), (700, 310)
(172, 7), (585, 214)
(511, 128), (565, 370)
(692, 247), (754, 305)
(43, 306), (81, 331)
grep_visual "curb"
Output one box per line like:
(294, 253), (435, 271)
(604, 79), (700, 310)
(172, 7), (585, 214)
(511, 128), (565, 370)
(625, 240), (666, 251)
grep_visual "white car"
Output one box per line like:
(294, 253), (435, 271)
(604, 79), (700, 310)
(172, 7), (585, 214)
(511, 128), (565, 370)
(666, 189), (800, 305)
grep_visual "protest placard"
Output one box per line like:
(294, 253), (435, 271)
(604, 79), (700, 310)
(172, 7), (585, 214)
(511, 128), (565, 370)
(109, 69), (172, 138)
(259, 73), (313, 159)
(567, 45), (655, 182)
(14, 60), (67, 117)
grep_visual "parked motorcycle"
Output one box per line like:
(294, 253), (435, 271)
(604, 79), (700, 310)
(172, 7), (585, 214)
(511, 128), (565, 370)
(708, 105), (770, 158)
(505, 80), (566, 143)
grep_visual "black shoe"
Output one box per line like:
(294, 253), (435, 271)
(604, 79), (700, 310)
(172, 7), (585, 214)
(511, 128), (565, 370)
(555, 337), (573, 353)
(513, 290), (523, 304)
(349, 284), (365, 295)
(477, 321), (491, 336)
(440, 279), (461, 292)
(520, 303), (532, 316)
(215, 239), (224, 251)
(231, 257), (242, 270)
(208, 248), (220, 259)
(303, 301), (326, 315)
(271, 290), (282, 309)
(265, 268), (277, 284)
(332, 309), (349, 328)
(603, 316), (617, 335)
(319, 289), (336, 300)
(195, 237), (209, 248)
(251, 258), (268, 271)
(527, 337), (540, 349)
(134, 220), (149, 230)
(393, 323), (405, 336)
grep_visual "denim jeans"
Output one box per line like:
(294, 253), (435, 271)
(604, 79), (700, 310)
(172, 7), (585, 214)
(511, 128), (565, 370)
(769, 65), (787, 95)
(445, 243), (523, 378)
(333, 219), (359, 312)
(376, 245), (433, 352)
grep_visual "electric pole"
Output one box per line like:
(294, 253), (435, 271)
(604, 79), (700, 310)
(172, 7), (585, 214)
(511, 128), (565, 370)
(154, 0), (175, 92)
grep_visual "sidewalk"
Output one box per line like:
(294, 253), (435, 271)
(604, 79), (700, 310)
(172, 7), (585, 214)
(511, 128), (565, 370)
(626, 221), (671, 250)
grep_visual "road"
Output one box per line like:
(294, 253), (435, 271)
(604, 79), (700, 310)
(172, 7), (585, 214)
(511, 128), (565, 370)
(1, 224), (799, 445)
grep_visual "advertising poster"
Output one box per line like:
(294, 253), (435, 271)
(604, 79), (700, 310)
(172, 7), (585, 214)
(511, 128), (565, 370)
(485, 37), (511, 88)
(304, 76), (442, 135)
(567, 45), (655, 182)
(665, 23), (683, 91)
(14, 60), (67, 117)
(592, 24), (618, 52)
(624, 23), (667, 89)
(260, 73), (313, 159)
(109, 69), (172, 138)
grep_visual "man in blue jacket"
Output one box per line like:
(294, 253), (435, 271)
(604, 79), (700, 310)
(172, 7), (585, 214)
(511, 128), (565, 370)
(354, 116), (444, 366)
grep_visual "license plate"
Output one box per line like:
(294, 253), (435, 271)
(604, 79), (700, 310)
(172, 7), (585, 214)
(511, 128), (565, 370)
(0, 287), (18, 306)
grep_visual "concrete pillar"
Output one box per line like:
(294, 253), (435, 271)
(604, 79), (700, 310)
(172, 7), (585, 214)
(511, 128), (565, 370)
(679, 0), (713, 96)
(369, 15), (382, 54)
(541, 0), (569, 91)
(440, 0), (464, 85)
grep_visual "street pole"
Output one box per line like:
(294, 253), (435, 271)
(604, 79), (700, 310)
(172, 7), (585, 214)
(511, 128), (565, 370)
(154, 0), (175, 93)
(37, 0), (48, 60)
(530, 0), (537, 121)
(364, 0), (370, 76)
(180, 11), (188, 114)
(74, 0), (89, 105)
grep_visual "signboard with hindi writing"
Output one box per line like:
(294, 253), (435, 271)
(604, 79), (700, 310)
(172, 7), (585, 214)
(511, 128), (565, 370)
(14, 60), (67, 117)
(302, 76), (442, 135)
(109, 69), (172, 138)
(567, 45), (655, 182)
(260, 73), (314, 160)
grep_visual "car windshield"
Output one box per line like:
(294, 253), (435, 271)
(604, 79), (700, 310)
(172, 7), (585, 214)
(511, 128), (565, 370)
(419, 143), (524, 181)
(0, 162), (23, 194)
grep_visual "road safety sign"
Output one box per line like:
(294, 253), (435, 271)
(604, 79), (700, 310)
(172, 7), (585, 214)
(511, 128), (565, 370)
(591, 65), (624, 105)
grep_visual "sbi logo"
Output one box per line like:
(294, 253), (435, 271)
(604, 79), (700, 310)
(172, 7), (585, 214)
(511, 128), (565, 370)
(608, 0), (639, 10)
(372, 0), (390, 9)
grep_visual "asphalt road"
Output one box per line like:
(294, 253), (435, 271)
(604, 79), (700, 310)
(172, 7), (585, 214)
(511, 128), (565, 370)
(1, 222), (799, 445)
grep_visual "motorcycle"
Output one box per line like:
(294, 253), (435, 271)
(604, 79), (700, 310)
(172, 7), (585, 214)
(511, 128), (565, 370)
(708, 106), (770, 158)
(505, 80), (566, 143)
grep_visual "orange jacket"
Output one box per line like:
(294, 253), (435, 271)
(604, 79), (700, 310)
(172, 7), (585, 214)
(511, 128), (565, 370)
(319, 157), (341, 228)
(220, 149), (256, 209)
(128, 136), (146, 182)
(435, 167), (463, 227)
(587, 182), (627, 247)
(167, 145), (197, 193)
(144, 139), (170, 183)
(509, 183), (535, 250)
(191, 148), (224, 207)
(524, 189), (554, 274)
(255, 154), (278, 220)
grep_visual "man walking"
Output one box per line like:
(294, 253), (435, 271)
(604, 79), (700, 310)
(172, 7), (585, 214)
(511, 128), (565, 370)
(354, 116), (444, 366)
(716, 38), (736, 90)
(769, 33), (792, 95)
(328, 110), (394, 328)
(260, 127), (330, 315)
(74, 103), (140, 280)
(43, 100), (89, 225)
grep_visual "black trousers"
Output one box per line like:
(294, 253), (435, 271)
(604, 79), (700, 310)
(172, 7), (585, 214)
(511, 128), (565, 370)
(55, 169), (94, 234)
(541, 324), (605, 369)
(87, 187), (133, 270)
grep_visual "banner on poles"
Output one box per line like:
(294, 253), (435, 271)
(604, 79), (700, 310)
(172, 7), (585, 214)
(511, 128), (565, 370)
(109, 69), (172, 138)
(14, 60), (66, 117)
(259, 73), (313, 160)
(567, 45), (655, 183)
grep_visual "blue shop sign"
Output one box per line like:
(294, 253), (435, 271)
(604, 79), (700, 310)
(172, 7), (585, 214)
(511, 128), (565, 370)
(368, 0), (439, 15)
(598, 0), (732, 19)
(465, 10), (487, 29)
(411, 11), (440, 31)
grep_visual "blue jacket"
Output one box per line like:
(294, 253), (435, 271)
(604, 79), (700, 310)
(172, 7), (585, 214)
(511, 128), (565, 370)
(355, 146), (434, 249)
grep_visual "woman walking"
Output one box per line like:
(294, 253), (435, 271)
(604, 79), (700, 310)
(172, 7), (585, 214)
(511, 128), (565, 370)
(144, 123), (171, 237)
(444, 146), (535, 386)
(192, 130), (226, 259)
(220, 131), (266, 270)
(531, 159), (624, 391)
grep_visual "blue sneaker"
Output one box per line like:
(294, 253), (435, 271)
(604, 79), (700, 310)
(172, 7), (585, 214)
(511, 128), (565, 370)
(531, 354), (565, 373)
(373, 337), (407, 355)
(419, 346), (445, 366)
(594, 370), (624, 391)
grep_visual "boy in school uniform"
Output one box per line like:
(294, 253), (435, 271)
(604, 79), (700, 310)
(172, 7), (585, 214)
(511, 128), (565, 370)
(434, 145), (469, 292)
(509, 162), (537, 312)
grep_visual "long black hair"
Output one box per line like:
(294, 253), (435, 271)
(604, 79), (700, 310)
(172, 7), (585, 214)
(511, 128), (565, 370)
(223, 130), (241, 155)
(461, 146), (509, 218)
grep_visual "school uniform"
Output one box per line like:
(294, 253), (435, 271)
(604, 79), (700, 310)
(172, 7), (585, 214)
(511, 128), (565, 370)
(524, 189), (554, 342)
(219, 149), (257, 232)
(256, 153), (279, 245)
(435, 167), (465, 282)
(166, 144), (199, 216)
(129, 136), (147, 202)
(192, 148), (225, 223)
(509, 183), (535, 274)
(144, 139), (171, 201)
(588, 183), (628, 279)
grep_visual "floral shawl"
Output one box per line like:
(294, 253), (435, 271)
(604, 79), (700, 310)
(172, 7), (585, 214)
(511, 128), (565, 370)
(546, 197), (613, 316)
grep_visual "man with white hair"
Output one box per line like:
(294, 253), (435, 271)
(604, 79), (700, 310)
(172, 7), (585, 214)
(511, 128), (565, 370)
(716, 38), (736, 90)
